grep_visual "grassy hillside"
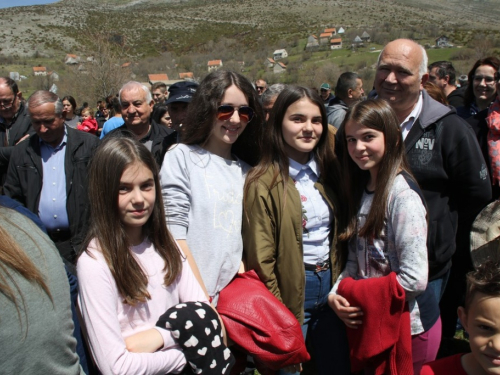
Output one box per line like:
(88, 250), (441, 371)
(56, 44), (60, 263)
(0, 0), (498, 105)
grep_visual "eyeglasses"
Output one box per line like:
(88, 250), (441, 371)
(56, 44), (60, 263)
(473, 75), (496, 85)
(217, 105), (254, 122)
(256, 86), (265, 91)
(0, 96), (16, 109)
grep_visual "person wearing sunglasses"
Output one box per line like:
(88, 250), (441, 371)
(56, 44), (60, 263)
(160, 70), (263, 304)
(457, 57), (500, 120)
(255, 79), (267, 97)
(0, 77), (33, 188)
(243, 86), (349, 374)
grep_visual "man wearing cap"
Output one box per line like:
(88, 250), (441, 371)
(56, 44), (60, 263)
(319, 83), (334, 105)
(165, 81), (198, 134)
(109, 81), (174, 167)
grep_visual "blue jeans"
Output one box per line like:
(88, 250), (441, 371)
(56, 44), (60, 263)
(279, 268), (350, 375)
(427, 269), (450, 303)
(66, 267), (89, 374)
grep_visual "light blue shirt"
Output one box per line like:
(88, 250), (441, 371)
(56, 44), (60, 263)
(38, 131), (69, 231)
(288, 157), (332, 265)
(100, 117), (125, 139)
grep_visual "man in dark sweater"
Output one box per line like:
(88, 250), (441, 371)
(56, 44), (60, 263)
(375, 39), (492, 338)
(110, 81), (175, 167)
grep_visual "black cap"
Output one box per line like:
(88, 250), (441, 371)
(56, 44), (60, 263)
(166, 81), (198, 105)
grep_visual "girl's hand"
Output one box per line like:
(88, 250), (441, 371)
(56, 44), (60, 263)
(125, 328), (164, 353)
(282, 363), (302, 373)
(328, 294), (363, 329)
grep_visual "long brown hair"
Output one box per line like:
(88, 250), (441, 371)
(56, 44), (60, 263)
(244, 85), (341, 211)
(182, 70), (264, 166)
(337, 99), (416, 240)
(81, 135), (182, 306)
(0, 208), (52, 330)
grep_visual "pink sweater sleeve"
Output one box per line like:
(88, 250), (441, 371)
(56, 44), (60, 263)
(77, 251), (188, 375)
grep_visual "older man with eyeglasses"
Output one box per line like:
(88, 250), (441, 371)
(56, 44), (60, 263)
(0, 77), (33, 187)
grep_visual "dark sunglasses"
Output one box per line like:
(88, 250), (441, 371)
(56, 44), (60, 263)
(217, 105), (254, 122)
(256, 86), (265, 90)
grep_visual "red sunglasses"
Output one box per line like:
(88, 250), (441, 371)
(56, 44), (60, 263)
(217, 105), (254, 123)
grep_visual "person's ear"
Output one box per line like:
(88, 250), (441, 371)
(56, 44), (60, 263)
(458, 306), (468, 332)
(347, 88), (354, 99)
(420, 73), (429, 89)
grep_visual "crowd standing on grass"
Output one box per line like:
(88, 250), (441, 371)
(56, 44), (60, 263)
(1, 37), (500, 375)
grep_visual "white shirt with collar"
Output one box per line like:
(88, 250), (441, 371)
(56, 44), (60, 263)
(400, 92), (423, 140)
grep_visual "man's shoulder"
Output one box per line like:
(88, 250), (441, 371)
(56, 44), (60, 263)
(67, 127), (99, 147)
(420, 93), (470, 132)
(151, 120), (174, 137)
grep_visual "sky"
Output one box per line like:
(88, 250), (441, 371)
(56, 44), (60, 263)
(0, 0), (60, 9)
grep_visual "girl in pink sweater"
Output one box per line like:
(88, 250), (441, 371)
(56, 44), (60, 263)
(77, 136), (209, 375)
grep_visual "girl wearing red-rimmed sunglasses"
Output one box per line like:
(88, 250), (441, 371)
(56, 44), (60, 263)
(160, 70), (264, 307)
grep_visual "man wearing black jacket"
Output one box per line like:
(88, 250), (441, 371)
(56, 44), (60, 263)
(375, 39), (492, 338)
(4, 90), (98, 267)
(0, 77), (33, 187)
(110, 81), (174, 167)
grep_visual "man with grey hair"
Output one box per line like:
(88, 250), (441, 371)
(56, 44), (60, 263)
(4, 90), (98, 266)
(326, 72), (364, 128)
(261, 83), (286, 121)
(110, 81), (174, 166)
(375, 39), (491, 339)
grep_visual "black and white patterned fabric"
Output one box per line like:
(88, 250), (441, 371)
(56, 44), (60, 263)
(156, 301), (234, 374)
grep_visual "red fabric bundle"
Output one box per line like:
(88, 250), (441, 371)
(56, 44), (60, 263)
(337, 272), (413, 375)
(217, 270), (310, 372)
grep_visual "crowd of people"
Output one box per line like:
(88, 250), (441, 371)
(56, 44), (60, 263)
(1, 37), (500, 375)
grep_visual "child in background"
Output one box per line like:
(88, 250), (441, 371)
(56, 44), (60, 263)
(422, 260), (500, 375)
(77, 107), (98, 135)
(328, 99), (441, 374)
(77, 136), (210, 375)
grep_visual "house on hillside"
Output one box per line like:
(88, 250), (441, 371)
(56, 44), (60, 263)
(148, 73), (169, 84)
(274, 62), (286, 74)
(324, 27), (336, 35)
(306, 35), (319, 51)
(361, 31), (371, 42)
(330, 38), (342, 50)
(353, 36), (363, 44)
(266, 57), (276, 68)
(208, 60), (223, 72)
(179, 72), (194, 79)
(65, 54), (80, 65)
(436, 35), (451, 48)
(338, 27), (345, 34)
(319, 33), (332, 45)
(33, 66), (47, 76)
(48, 71), (59, 81)
(273, 49), (288, 60)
